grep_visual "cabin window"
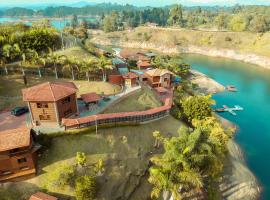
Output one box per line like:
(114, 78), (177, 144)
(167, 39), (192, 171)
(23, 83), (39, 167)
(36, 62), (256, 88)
(64, 109), (72, 116)
(17, 157), (27, 164)
(62, 97), (71, 104)
(37, 103), (48, 108)
(20, 166), (30, 171)
(39, 115), (51, 120)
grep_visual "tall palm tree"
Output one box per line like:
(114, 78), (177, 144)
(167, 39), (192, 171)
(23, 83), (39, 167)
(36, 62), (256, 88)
(0, 56), (8, 75)
(2, 44), (21, 74)
(30, 50), (46, 77)
(63, 56), (79, 80)
(96, 55), (112, 82)
(48, 48), (66, 79)
(81, 58), (98, 82)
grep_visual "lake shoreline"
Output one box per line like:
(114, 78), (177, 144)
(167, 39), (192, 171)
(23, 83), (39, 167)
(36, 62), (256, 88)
(91, 38), (270, 70)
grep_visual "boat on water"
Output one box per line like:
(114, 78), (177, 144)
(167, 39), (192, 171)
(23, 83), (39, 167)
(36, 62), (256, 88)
(226, 85), (238, 92)
(214, 105), (244, 115)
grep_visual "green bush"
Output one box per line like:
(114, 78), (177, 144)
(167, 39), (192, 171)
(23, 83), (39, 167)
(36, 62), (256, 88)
(75, 175), (97, 200)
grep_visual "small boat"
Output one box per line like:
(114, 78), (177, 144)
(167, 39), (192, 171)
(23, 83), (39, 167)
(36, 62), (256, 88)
(226, 85), (238, 92)
(214, 108), (225, 112)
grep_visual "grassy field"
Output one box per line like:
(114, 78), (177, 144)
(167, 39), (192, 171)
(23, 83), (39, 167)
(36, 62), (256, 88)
(0, 75), (121, 111)
(92, 26), (270, 57)
(104, 86), (162, 113)
(1, 116), (182, 200)
(55, 45), (96, 60)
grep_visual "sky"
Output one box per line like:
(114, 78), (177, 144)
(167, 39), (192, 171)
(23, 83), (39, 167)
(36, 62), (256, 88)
(1, 0), (270, 7)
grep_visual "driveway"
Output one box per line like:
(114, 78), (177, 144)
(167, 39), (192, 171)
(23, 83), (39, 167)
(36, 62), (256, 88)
(0, 112), (28, 132)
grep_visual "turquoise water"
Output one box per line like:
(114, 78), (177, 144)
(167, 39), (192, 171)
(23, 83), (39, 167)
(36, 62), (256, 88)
(0, 17), (96, 30)
(182, 54), (270, 200)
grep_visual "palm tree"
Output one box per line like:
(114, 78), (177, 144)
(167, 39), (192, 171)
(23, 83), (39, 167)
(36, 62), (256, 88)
(63, 57), (79, 80)
(2, 43), (21, 74)
(81, 58), (98, 82)
(0, 56), (8, 75)
(31, 50), (46, 77)
(96, 55), (112, 82)
(48, 48), (66, 79)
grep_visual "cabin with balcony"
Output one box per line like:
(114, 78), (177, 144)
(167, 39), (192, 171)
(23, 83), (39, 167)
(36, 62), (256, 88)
(22, 82), (78, 127)
(0, 127), (39, 182)
(145, 69), (173, 88)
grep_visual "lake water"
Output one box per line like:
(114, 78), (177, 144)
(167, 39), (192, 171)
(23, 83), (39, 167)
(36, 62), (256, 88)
(0, 17), (96, 30)
(182, 54), (270, 200)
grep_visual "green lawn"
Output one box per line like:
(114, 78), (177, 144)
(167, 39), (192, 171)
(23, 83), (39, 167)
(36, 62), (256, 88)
(1, 116), (182, 200)
(104, 86), (162, 113)
(55, 46), (96, 60)
(0, 75), (121, 111)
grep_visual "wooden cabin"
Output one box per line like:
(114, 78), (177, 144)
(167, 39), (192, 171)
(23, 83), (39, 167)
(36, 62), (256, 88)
(137, 60), (152, 70)
(145, 69), (173, 88)
(0, 128), (39, 182)
(22, 82), (78, 127)
(29, 192), (58, 200)
(122, 72), (138, 88)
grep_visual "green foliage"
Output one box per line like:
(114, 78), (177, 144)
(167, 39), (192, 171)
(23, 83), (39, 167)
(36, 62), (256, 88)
(36, 133), (52, 148)
(75, 175), (97, 200)
(94, 159), (105, 175)
(181, 95), (215, 122)
(228, 15), (247, 32)
(46, 163), (76, 189)
(76, 152), (87, 167)
(103, 12), (119, 32)
(168, 5), (184, 26)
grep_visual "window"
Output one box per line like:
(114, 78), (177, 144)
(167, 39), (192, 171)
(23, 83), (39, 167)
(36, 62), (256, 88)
(1, 170), (12, 175)
(64, 109), (72, 116)
(17, 157), (27, 164)
(62, 97), (71, 104)
(37, 103), (48, 108)
(20, 166), (30, 171)
(39, 115), (51, 120)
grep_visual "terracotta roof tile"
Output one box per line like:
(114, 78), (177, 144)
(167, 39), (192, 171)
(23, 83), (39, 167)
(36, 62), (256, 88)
(0, 127), (31, 152)
(145, 69), (173, 77)
(81, 93), (101, 103)
(29, 192), (58, 200)
(137, 61), (151, 67)
(22, 82), (77, 102)
(122, 72), (138, 79)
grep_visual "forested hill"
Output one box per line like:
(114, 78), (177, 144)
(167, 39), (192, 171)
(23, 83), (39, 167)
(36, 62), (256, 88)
(1, 4), (270, 33)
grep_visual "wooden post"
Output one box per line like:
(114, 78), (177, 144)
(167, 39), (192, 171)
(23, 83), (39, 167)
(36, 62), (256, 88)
(95, 115), (98, 134)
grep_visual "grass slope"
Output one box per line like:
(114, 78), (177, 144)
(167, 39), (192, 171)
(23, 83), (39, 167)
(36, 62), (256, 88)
(1, 116), (181, 200)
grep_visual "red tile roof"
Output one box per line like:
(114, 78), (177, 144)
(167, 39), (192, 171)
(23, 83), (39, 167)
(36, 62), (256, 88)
(145, 69), (173, 77)
(122, 72), (138, 79)
(0, 127), (31, 152)
(22, 82), (77, 102)
(29, 192), (58, 200)
(137, 61), (151, 68)
(81, 93), (102, 103)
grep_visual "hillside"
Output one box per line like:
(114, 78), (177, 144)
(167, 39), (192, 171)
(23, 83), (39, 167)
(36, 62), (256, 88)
(91, 27), (270, 68)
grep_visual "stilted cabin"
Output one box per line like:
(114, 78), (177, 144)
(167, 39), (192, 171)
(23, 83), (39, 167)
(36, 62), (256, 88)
(145, 69), (173, 88)
(122, 72), (138, 88)
(29, 192), (58, 200)
(22, 82), (78, 127)
(0, 128), (39, 182)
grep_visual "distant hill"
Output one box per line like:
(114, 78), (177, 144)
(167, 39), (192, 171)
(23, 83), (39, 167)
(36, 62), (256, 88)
(69, 1), (97, 8)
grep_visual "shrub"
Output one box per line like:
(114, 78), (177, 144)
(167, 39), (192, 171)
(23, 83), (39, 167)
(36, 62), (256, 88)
(75, 175), (96, 200)
(76, 152), (87, 167)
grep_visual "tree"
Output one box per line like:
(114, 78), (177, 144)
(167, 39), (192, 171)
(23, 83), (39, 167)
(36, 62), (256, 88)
(75, 175), (96, 200)
(228, 15), (247, 32)
(94, 159), (105, 176)
(215, 13), (227, 30)
(248, 15), (269, 33)
(63, 56), (80, 80)
(81, 58), (98, 82)
(153, 130), (162, 148)
(76, 152), (87, 167)
(96, 55), (112, 82)
(71, 14), (79, 28)
(181, 95), (215, 122)
(48, 48), (66, 79)
(168, 5), (183, 26)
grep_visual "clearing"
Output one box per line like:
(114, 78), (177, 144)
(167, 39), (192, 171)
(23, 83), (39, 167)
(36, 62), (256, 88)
(104, 85), (162, 113)
(0, 75), (121, 111)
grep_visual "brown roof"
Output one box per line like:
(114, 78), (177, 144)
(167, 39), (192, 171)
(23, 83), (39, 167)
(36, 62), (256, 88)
(120, 49), (148, 61)
(122, 72), (138, 79)
(22, 82), (78, 102)
(81, 93), (101, 103)
(0, 127), (31, 152)
(145, 69), (173, 77)
(29, 192), (58, 200)
(137, 61), (151, 67)
(155, 87), (168, 93)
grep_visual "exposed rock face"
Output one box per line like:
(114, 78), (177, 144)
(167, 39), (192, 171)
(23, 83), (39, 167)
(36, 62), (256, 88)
(91, 37), (270, 69)
(189, 69), (225, 94)
(220, 140), (261, 200)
